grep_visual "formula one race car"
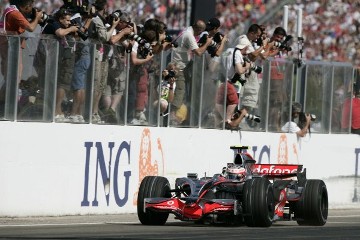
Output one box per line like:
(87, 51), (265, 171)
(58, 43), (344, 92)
(137, 146), (328, 227)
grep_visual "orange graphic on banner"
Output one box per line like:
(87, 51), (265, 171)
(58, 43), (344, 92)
(133, 128), (165, 205)
(277, 134), (288, 164)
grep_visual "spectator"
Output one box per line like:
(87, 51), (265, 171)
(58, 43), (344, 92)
(41, 8), (79, 122)
(101, 10), (133, 124)
(281, 102), (311, 137)
(87, 0), (120, 123)
(171, 19), (212, 125)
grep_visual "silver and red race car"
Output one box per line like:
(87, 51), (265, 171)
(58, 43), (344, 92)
(137, 146), (328, 227)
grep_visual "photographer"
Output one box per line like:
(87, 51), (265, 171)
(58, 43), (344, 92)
(0, 0), (44, 103)
(127, 29), (156, 124)
(233, 24), (268, 128)
(42, 8), (79, 122)
(199, 18), (228, 58)
(262, 27), (291, 131)
(101, 10), (133, 124)
(87, 0), (120, 123)
(67, 12), (92, 123)
(153, 63), (176, 117)
(215, 45), (255, 130)
(281, 102), (311, 137)
(0, 0), (43, 36)
(201, 18), (229, 122)
(170, 19), (212, 125)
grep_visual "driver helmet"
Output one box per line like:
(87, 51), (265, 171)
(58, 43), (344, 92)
(226, 166), (246, 180)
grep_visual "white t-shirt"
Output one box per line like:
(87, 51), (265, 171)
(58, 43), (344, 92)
(172, 26), (199, 70)
(281, 121), (301, 133)
(221, 47), (245, 79)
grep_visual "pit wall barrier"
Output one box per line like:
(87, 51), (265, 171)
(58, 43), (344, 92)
(0, 122), (359, 217)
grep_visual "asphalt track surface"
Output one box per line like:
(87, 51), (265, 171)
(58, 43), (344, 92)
(0, 209), (359, 239)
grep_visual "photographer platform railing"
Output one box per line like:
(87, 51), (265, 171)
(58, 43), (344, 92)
(0, 32), (357, 134)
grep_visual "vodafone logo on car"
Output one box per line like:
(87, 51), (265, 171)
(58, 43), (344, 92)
(253, 164), (300, 175)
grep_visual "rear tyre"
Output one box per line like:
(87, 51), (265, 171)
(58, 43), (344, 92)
(137, 176), (171, 225)
(243, 178), (275, 227)
(295, 179), (328, 226)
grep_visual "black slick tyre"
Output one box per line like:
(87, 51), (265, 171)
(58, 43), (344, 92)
(295, 179), (328, 226)
(242, 178), (275, 227)
(137, 176), (171, 225)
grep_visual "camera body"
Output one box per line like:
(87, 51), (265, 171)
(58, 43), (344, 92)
(164, 70), (176, 81)
(30, 8), (49, 26)
(274, 35), (293, 52)
(107, 11), (121, 24)
(309, 113), (316, 121)
(198, 31), (224, 57)
(128, 32), (153, 58)
(230, 73), (247, 86)
(256, 36), (269, 47)
(163, 35), (178, 48)
(70, 19), (88, 41)
(243, 55), (262, 74)
(299, 112), (317, 121)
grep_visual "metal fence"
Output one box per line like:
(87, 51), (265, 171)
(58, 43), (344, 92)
(0, 33), (355, 134)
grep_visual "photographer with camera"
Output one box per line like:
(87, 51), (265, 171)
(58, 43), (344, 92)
(233, 24), (268, 129)
(200, 18), (229, 126)
(127, 29), (156, 124)
(152, 63), (177, 119)
(170, 19), (213, 125)
(198, 18), (228, 58)
(87, 0), (120, 123)
(0, 0), (44, 103)
(101, 10), (133, 124)
(41, 8), (79, 122)
(281, 102), (311, 137)
(0, 0), (44, 37)
(262, 27), (292, 131)
(66, 11), (92, 123)
(215, 44), (260, 130)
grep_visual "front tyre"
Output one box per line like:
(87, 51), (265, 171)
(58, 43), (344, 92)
(137, 176), (171, 225)
(243, 178), (275, 227)
(295, 179), (328, 226)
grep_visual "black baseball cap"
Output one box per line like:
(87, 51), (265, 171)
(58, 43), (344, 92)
(206, 18), (220, 30)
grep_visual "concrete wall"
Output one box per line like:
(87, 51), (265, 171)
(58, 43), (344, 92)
(0, 122), (359, 216)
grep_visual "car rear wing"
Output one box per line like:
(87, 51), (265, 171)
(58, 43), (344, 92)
(253, 164), (303, 178)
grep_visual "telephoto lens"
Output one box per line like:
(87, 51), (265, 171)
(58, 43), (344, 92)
(245, 113), (261, 123)
(251, 65), (262, 74)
